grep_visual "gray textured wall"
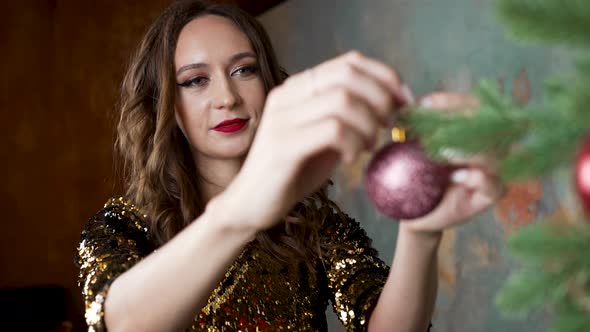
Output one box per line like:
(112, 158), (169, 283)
(259, 0), (573, 331)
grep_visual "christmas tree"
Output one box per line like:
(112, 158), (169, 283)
(397, 0), (590, 331)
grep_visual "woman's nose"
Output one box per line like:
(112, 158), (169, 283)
(212, 77), (241, 109)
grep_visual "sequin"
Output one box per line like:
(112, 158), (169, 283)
(75, 197), (391, 331)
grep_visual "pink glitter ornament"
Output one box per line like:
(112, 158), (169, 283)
(364, 138), (453, 220)
(575, 134), (590, 216)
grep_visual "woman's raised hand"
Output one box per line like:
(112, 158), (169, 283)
(223, 51), (409, 230)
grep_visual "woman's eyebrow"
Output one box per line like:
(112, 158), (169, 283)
(176, 63), (208, 77)
(229, 51), (256, 63)
(176, 52), (256, 77)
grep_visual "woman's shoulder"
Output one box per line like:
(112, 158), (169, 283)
(320, 203), (362, 235)
(81, 196), (151, 242)
(76, 196), (155, 267)
(100, 196), (148, 228)
(320, 203), (379, 252)
(75, 197), (156, 329)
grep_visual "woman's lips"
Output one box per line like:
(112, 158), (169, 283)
(212, 119), (249, 133)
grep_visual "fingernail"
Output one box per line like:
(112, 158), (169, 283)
(401, 84), (415, 105)
(420, 97), (433, 108)
(451, 169), (470, 184)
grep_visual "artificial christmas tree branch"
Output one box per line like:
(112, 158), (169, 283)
(393, 1), (590, 330)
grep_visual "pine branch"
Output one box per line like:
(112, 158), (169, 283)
(475, 79), (514, 112)
(400, 77), (589, 181)
(497, 0), (590, 48)
(570, 57), (590, 121)
(552, 299), (590, 332)
(500, 125), (583, 180)
(496, 269), (565, 316)
(496, 223), (590, 319)
(506, 223), (590, 262)
(401, 80), (529, 160)
(484, 1), (590, 330)
(404, 106), (526, 160)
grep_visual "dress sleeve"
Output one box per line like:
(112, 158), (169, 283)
(320, 208), (390, 331)
(74, 197), (155, 332)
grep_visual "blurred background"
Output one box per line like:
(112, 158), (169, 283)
(0, 0), (573, 330)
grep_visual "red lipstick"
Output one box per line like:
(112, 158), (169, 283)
(213, 118), (249, 133)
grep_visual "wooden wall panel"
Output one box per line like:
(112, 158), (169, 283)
(0, 0), (284, 329)
(0, 0), (55, 287)
(1, 0), (175, 329)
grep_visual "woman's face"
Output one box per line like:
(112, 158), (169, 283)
(174, 15), (266, 161)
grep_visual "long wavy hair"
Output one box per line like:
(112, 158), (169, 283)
(116, 0), (342, 267)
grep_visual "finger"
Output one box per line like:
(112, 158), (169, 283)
(441, 185), (491, 224)
(312, 63), (396, 125)
(273, 62), (396, 125)
(338, 51), (408, 106)
(402, 185), (473, 228)
(418, 92), (480, 111)
(290, 118), (365, 165)
(270, 51), (407, 116)
(450, 168), (504, 200)
(287, 89), (380, 147)
(440, 150), (500, 175)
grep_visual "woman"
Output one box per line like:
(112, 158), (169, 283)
(75, 1), (503, 331)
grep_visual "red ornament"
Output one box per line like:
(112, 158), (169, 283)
(364, 139), (453, 220)
(575, 135), (590, 215)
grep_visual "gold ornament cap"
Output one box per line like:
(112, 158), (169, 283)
(391, 127), (406, 143)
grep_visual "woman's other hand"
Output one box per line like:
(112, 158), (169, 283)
(400, 92), (505, 235)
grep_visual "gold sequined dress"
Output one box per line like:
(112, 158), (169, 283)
(75, 197), (392, 331)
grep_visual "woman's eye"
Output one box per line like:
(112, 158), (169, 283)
(178, 76), (208, 87)
(232, 65), (259, 77)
